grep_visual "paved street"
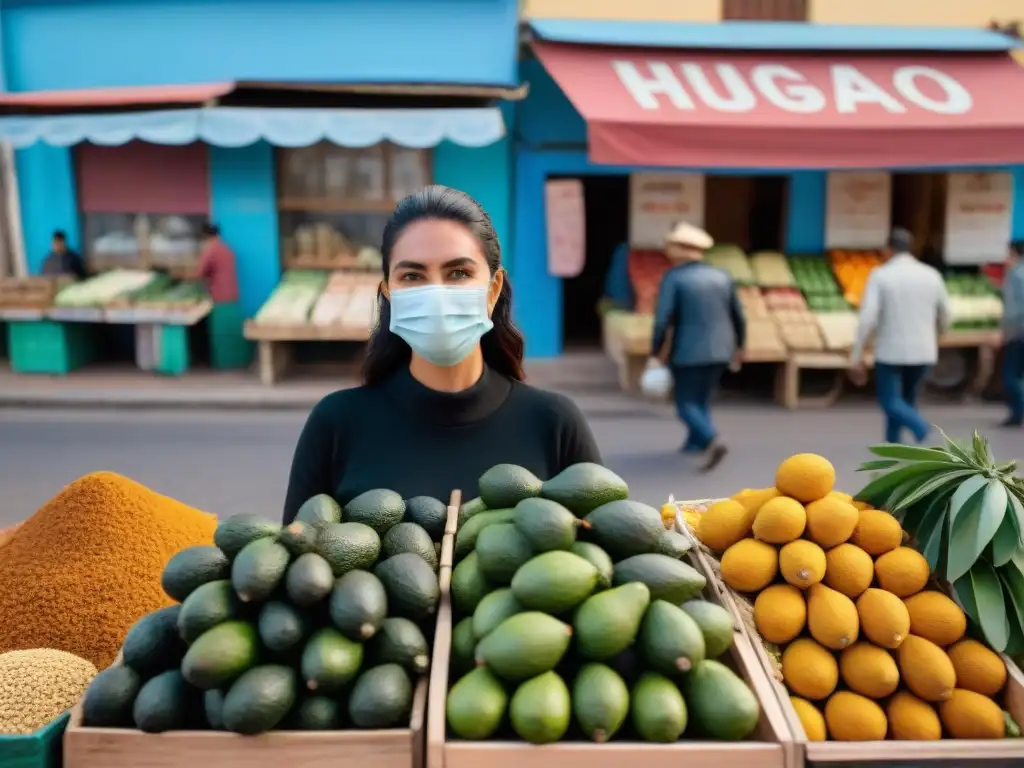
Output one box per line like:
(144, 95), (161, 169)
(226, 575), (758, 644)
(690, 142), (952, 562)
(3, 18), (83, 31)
(0, 399), (1018, 527)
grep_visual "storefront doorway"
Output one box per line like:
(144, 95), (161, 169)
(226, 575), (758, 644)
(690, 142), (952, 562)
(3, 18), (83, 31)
(561, 175), (628, 349)
(705, 176), (788, 252)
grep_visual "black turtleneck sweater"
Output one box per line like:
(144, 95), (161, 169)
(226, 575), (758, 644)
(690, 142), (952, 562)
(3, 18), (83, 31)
(282, 367), (602, 523)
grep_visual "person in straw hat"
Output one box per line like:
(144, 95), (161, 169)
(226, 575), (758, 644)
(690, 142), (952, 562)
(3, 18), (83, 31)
(650, 222), (746, 470)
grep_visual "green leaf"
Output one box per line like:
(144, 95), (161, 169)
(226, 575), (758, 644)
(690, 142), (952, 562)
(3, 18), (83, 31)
(968, 560), (1010, 652)
(999, 562), (1024, 655)
(997, 460), (1019, 476)
(857, 459), (902, 472)
(948, 474), (990, 528)
(1009, 492), (1024, 538)
(972, 431), (994, 469)
(902, 486), (952, 546)
(954, 572), (982, 625)
(888, 469), (975, 516)
(922, 503), (951, 576)
(937, 427), (976, 465)
(992, 494), (1022, 567)
(866, 444), (963, 463)
(854, 462), (961, 509)
(947, 480), (1005, 583)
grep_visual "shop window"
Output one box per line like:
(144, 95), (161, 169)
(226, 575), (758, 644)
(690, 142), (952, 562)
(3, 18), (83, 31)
(76, 142), (210, 273)
(723, 0), (807, 21)
(277, 142), (431, 267)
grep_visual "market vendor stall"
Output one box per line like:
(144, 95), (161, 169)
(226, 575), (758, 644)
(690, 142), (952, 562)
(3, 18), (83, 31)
(0, 270), (212, 376)
(245, 267), (380, 386)
(674, 442), (1024, 763)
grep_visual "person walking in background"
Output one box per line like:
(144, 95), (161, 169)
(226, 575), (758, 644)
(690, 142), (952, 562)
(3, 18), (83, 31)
(195, 222), (250, 370)
(849, 227), (951, 444)
(650, 222), (745, 471)
(41, 230), (85, 279)
(1000, 240), (1024, 428)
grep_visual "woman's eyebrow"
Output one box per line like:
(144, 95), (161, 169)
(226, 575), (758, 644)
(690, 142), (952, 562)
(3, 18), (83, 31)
(392, 260), (427, 271)
(442, 257), (476, 269)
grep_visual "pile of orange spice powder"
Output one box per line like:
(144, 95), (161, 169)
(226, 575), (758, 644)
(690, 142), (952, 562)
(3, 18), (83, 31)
(0, 472), (217, 669)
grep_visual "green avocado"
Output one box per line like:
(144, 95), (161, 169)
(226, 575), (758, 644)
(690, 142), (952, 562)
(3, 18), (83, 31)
(584, 500), (665, 559)
(330, 569), (388, 641)
(509, 671), (571, 744)
(214, 515), (280, 558)
(368, 617), (431, 675)
(375, 553), (441, 621)
(162, 545), (231, 602)
(285, 552), (336, 607)
(612, 553), (707, 604)
(301, 628), (363, 694)
(451, 551), (494, 616)
(294, 494), (342, 527)
(81, 665), (142, 728)
(681, 600), (735, 659)
(446, 666), (508, 740)
(511, 551), (599, 614)
(632, 672), (687, 742)
(348, 664), (413, 729)
(231, 538), (291, 603)
(472, 588), (523, 641)
(404, 496), (448, 541)
(540, 463), (629, 516)
(122, 605), (187, 678)
(132, 670), (193, 733)
(475, 612), (572, 681)
(573, 582), (650, 661)
(639, 600), (706, 675)
(513, 498), (583, 552)
(683, 660), (760, 740)
(222, 665), (297, 735)
(258, 600), (307, 653)
(478, 464), (543, 509)
(181, 621), (259, 690)
(177, 580), (245, 644)
(278, 521), (320, 557)
(454, 508), (515, 561)
(570, 542), (614, 590)
(316, 522), (381, 576)
(573, 663), (630, 742)
(344, 489), (406, 534)
(382, 522), (438, 570)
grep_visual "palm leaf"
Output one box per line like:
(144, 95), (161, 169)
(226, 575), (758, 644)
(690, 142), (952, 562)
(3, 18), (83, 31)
(948, 480), (1007, 583)
(866, 444), (964, 464)
(887, 469), (975, 516)
(936, 427), (977, 465)
(857, 459), (903, 472)
(854, 462), (961, 508)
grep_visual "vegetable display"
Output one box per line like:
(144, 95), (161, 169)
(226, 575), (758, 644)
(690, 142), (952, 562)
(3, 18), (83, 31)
(690, 450), (1021, 742)
(78, 490), (447, 735)
(447, 462), (762, 745)
(54, 270), (159, 308)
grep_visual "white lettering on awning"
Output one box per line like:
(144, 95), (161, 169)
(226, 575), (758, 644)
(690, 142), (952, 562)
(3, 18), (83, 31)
(612, 61), (695, 110)
(892, 66), (972, 115)
(751, 65), (826, 113)
(831, 65), (907, 114)
(611, 60), (973, 116)
(680, 63), (756, 113)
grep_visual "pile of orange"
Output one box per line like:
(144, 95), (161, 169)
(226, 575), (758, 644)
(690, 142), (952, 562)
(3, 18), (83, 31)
(829, 250), (882, 307)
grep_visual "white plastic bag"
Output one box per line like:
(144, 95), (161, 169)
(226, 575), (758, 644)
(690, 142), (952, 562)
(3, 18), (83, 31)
(640, 360), (673, 400)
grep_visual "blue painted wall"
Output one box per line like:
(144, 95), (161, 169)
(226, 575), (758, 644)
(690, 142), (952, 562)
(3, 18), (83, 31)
(512, 57), (1024, 358)
(3, 0), (518, 315)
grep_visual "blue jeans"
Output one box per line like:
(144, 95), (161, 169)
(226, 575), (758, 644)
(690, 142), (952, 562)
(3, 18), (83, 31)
(875, 363), (931, 444)
(672, 364), (726, 452)
(1004, 339), (1024, 423)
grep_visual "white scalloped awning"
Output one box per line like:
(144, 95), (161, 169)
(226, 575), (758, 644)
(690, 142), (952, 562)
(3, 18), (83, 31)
(0, 107), (506, 149)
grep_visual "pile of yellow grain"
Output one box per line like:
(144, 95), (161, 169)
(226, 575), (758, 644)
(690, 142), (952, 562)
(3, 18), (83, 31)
(0, 472), (216, 669)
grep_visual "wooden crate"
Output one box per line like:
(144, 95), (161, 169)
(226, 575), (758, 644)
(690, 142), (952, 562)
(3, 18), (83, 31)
(62, 491), (463, 768)
(676, 500), (1024, 765)
(425, 529), (796, 768)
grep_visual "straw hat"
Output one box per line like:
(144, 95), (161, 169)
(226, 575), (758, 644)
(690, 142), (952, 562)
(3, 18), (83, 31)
(665, 221), (714, 251)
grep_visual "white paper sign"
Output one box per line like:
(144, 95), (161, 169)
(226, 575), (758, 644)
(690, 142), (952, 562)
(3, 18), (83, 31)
(944, 172), (1013, 265)
(629, 172), (705, 248)
(544, 179), (586, 278)
(825, 171), (892, 249)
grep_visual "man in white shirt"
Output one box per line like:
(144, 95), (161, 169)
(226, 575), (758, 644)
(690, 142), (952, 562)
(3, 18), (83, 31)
(849, 228), (952, 444)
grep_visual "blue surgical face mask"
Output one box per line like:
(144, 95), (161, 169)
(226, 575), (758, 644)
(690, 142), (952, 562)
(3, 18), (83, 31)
(389, 284), (494, 367)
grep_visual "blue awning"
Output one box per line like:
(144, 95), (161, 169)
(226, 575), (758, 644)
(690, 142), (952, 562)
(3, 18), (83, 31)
(527, 19), (1023, 52)
(0, 106), (506, 149)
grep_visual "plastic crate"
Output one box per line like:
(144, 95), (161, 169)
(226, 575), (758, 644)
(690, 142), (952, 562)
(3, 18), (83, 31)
(157, 324), (190, 376)
(7, 320), (95, 375)
(0, 712), (70, 768)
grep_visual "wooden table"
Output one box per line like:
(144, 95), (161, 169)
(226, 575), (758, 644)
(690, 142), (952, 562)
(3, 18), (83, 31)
(775, 330), (1001, 410)
(244, 321), (370, 385)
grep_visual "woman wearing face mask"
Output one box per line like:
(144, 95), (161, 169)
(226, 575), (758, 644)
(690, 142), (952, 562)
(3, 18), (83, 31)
(282, 185), (601, 523)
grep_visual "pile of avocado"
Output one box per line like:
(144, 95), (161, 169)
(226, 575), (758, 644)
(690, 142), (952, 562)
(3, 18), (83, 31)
(79, 490), (449, 735)
(447, 462), (761, 745)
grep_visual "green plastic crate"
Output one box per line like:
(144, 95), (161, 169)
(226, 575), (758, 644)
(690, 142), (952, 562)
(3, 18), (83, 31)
(7, 321), (95, 375)
(0, 712), (70, 768)
(157, 324), (190, 376)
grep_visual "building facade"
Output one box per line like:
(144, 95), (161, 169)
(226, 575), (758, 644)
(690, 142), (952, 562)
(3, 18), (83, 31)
(0, 0), (519, 317)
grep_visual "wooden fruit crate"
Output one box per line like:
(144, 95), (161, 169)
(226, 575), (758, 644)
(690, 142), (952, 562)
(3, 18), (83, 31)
(62, 491), (462, 768)
(425, 530), (796, 768)
(675, 499), (1024, 766)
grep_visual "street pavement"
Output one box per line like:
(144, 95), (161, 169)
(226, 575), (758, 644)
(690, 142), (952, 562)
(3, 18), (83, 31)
(0, 399), (1018, 528)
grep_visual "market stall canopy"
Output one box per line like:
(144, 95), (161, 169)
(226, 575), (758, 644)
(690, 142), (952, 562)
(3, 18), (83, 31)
(527, 21), (1024, 169)
(0, 80), (527, 149)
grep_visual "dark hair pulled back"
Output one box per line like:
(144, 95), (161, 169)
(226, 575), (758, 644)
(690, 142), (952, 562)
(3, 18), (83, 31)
(362, 185), (525, 385)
